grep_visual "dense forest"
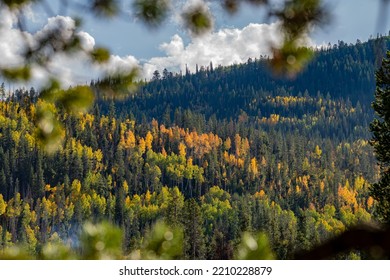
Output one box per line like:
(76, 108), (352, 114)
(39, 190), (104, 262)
(0, 36), (387, 259)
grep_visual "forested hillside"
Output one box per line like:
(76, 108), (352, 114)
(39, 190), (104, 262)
(0, 36), (386, 259)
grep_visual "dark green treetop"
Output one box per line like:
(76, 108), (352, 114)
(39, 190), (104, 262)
(370, 50), (390, 224)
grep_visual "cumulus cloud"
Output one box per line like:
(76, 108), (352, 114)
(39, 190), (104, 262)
(142, 22), (284, 78)
(0, 9), (30, 67)
(0, 9), (139, 88)
(141, 21), (317, 79)
(0, 7), (314, 86)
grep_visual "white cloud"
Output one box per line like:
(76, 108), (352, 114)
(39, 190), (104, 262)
(0, 6), (313, 87)
(0, 8), (30, 67)
(0, 7), (16, 28)
(0, 10), (140, 88)
(103, 55), (139, 74)
(142, 22), (285, 78)
(78, 31), (95, 51)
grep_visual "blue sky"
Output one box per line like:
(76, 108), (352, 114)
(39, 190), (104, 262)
(1, 0), (390, 86)
(80, 0), (390, 59)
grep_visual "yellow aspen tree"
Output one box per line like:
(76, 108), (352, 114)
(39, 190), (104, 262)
(138, 137), (146, 154)
(161, 147), (167, 157)
(125, 130), (136, 149)
(179, 142), (186, 158)
(145, 190), (151, 206)
(123, 180), (129, 194)
(241, 138), (250, 157)
(353, 175), (365, 191)
(224, 137), (231, 150)
(145, 131), (153, 150)
(234, 134), (241, 157)
(249, 157), (259, 179)
(0, 194), (6, 216)
(314, 145), (322, 158)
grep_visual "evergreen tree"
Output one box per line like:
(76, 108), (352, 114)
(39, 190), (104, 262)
(0, 82), (5, 100)
(183, 198), (205, 259)
(165, 187), (184, 227)
(370, 50), (390, 224)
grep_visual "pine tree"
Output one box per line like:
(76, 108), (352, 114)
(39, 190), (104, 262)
(165, 187), (184, 227)
(0, 82), (5, 100)
(370, 50), (390, 224)
(183, 198), (205, 259)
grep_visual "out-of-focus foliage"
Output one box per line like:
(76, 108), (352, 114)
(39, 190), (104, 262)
(59, 86), (94, 113)
(39, 237), (76, 260)
(2, 0), (32, 9)
(1, 66), (32, 82)
(0, 221), (125, 260)
(273, 0), (328, 40)
(91, 0), (120, 18)
(182, 2), (213, 36)
(133, 0), (170, 27)
(90, 47), (111, 64)
(131, 220), (184, 260)
(0, 220), (275, 260)
(95, 69), (140, 100)
(34, 100), (65, 153)
(79, 222), (123, 259)
(236, 232), (275, 260)
(295, 224), (390, 259)
(34, 84), (94, 153)
(270, 43), (314, 77)
(270, 0), (329, 76)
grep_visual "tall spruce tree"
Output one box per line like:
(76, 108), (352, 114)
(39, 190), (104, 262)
(183, 198), (205, 259)
(370, 50), (390, 224)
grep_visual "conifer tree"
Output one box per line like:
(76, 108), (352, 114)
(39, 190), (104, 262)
(370, 50), (390, 224)
(183, 198), (205, 259)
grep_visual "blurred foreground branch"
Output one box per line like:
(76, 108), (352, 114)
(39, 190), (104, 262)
(295, 224), (390, 259)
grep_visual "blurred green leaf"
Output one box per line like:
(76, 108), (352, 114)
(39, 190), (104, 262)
(39, 79), (62, 103)
(1, 66), (31, 82)
(97, 68), (139, 100)
(40, 233), (75, 260)
(63, 35), (82, 53)
(182, 2), (213, 35)
(35, 101), (64, 154)
(58, 86), (95, 113)
(0, 246), (33, 260)
(273, 0), (329, 40)
(40, 242), (75, 260)
(236, 232), (275, 260)
(223, 0), (239, 14)
(36, 83), (93, 152)
(270, 42), (314, 77)
(133, 220), (183, 260)
(133, 0), (170, 27)
(2, 0), (33, 9)
(91, 0), (119, 18)
(80, 222), (123, 260)
(90, 47), (111, 63)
